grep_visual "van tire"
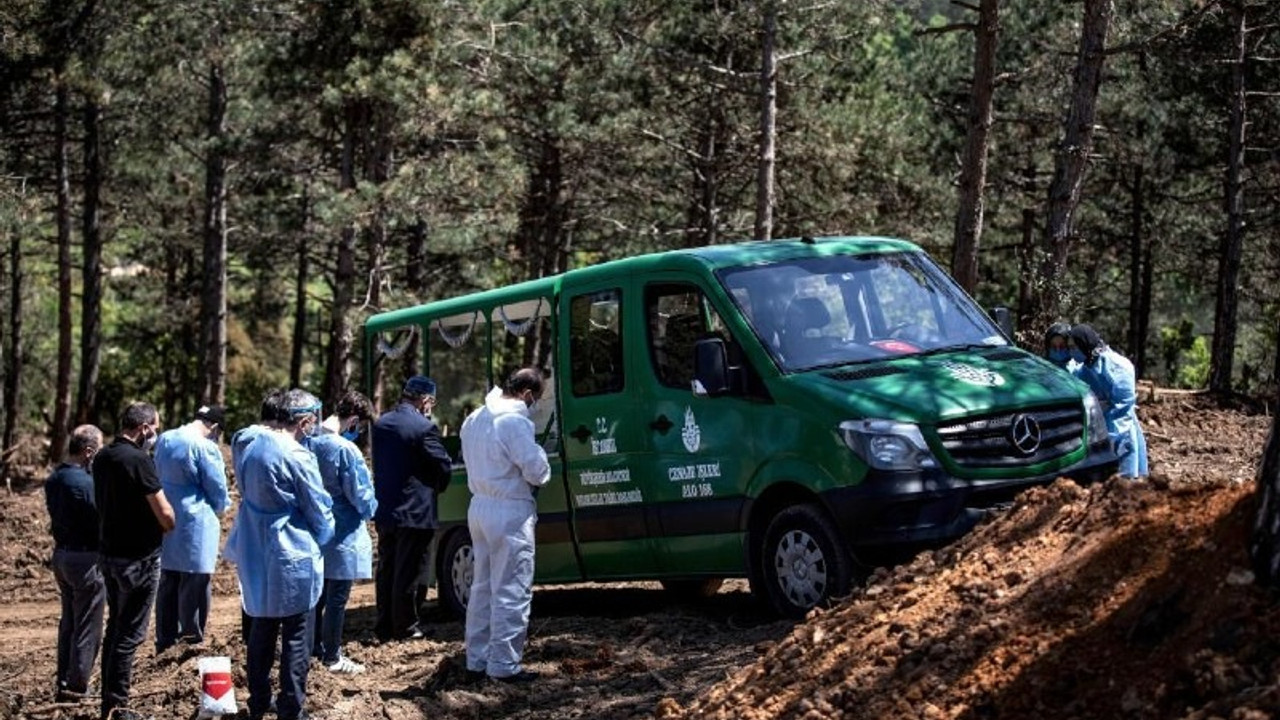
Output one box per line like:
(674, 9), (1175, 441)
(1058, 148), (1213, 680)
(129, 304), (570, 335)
(438, 529), (474, 619)
(660, 578), (724, 599)
(760, 504), (854, 618)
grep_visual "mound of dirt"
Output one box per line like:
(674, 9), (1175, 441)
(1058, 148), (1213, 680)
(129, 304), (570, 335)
(661, 392), (1280, 720)
(1, 390), (1275, 720)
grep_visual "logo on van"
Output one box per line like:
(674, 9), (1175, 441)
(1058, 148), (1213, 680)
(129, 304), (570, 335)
(681, 406), (701, 453)
(941, 361), (1005, 388)
(1009, 414), (1042, 455)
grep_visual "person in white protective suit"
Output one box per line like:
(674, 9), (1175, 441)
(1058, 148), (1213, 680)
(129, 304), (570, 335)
(459, 367), (551, 683)
(224, 389), (334, 720)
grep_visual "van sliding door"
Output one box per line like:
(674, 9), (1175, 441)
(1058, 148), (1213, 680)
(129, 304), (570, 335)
(557, 280), (661, 578)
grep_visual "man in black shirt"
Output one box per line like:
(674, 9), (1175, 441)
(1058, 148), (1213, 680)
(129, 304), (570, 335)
(93, 402), (175, 720)
(45, 424), (106, 702)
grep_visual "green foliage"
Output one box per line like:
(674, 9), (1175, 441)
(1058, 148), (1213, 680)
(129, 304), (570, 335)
(1175, 337), (1211, 390)
(2, 0), (1279, 454)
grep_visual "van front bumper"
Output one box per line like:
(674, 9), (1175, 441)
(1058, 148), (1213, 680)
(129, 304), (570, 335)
(821, 447), (1118, 562)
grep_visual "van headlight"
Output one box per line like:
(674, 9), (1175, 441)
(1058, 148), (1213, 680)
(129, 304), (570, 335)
(1083, 392), (1109, 445)
(839, 419), (938, 471)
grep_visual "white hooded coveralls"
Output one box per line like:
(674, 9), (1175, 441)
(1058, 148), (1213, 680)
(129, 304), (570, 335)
(459, 387), (551, 678)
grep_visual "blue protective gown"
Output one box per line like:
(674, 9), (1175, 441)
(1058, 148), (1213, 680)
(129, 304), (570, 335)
(303, 431), (377, 580)
(155, 422), (230, 574)
(224, 430), (334, 618)
(1075, 347), (1149, 478)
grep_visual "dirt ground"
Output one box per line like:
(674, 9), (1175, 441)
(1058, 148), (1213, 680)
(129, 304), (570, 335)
(2, 390), (1278, 720)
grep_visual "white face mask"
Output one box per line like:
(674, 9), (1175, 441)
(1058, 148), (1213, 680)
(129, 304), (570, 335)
(141, 429), (157, 452)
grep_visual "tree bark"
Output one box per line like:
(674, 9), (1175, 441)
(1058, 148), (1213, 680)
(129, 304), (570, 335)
(199, 59), (229, 405)
(51, 79), (74, 464)
(1030, 0), (1113, 328)
(1210, 0), (1247, 394)
(322, 102), (361, 406)
(3, 235), (25, 484)
(290, 188), (310, 390)
(754, 1), (777, 242)
(1127, 161), (1146, 373)
(950, 0), (1000, 294)
(76, 86), (103, 426)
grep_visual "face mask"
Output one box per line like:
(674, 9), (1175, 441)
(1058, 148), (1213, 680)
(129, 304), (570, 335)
(1070, 348), (1088, 364)
(141, 430), (157, 452)
(341, 429), (360, 442)
(1048, 349), (1071, 366)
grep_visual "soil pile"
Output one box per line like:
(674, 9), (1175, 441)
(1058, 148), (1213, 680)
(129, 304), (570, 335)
(661, 392), (1280, 720)
(0, 391), (1275, 720)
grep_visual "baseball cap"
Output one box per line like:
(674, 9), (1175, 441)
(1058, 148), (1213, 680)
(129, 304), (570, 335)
(195, 405), (226, 427)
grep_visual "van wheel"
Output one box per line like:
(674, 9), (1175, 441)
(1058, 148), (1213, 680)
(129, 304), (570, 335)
(760, 504), (855, 618)
(660, 578), (724, 599)
(438, 529), (473, 619)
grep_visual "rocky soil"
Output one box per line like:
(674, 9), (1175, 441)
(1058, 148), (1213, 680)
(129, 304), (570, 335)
(0, 390), (1275, 720)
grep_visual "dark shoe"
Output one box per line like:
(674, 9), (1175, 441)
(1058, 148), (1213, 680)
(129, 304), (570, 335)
(56, 687), (92, 703)
(491, 670), (540, 684)
(104, 709), (155, 720)
(464, 669), (486, 684)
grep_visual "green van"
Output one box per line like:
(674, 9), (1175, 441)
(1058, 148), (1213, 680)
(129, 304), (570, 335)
(363, 236), (1116, 617)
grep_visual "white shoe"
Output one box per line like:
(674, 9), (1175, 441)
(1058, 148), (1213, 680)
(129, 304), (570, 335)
(327, 656), (365, 675)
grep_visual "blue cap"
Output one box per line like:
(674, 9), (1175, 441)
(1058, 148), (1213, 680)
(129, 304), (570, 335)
(404, 376), (437, 398)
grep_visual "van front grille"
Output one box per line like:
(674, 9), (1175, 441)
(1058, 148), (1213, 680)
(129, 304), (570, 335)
(936, 404), (1084, 469)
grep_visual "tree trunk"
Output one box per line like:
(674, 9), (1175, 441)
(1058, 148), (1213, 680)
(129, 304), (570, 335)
(1210, 0), (1247, 394)
(51, 79), (74, 464)
(950, 0), (1000, 294)
(322, 103), (361, 405)
(199, 60), (229, 405)
(1137, 236), (1154, 379)
(687, 100), (721, 249)
(1127, 161), (1146, 372)
(1015, 164), (1037, 338)
(76, 86), (103, 426)
(754, 1), (777, 242)
(3, 235), (24, 484)
(395, 219), (428, 405)
(290, 189), (310, 390)
(1030, 0), (1113, 329)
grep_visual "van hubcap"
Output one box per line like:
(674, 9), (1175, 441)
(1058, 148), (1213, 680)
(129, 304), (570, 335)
(451, 545), (473, 607)
(774, 529), (827, 608)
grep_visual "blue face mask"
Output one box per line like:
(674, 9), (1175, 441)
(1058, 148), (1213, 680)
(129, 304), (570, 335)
(1070, 348), (1088, 364)
(1048, 349), (1071, 366)
(341, 429), (360, 442)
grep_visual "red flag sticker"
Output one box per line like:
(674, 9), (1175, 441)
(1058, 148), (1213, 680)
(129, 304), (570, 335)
(203, 671), (233, 700)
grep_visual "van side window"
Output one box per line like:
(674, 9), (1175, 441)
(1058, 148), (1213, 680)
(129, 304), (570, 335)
(569, 290), (624, 396)
(646, 285), (731, 390)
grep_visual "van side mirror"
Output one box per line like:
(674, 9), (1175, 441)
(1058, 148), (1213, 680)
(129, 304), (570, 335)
(693, 337), (731, 396)
(988, 306), (1014, 339)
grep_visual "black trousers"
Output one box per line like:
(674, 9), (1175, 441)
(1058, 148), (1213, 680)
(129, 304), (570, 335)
(246, 610), (312, 720)
(100, 551), (160, 717)
(155, 569), (212, 651)
(52, 548), (105, 695)
(374, 524), (433, 640)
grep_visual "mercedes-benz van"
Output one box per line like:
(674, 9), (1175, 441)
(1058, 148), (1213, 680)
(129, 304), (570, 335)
(363, 236), (1116, 617)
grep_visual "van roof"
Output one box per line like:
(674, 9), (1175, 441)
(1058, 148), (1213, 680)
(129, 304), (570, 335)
(365, 235), (920, 333)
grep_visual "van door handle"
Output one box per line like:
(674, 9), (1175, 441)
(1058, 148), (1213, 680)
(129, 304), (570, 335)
(569, 425), (593, 442)
(650, 414), (674, 434)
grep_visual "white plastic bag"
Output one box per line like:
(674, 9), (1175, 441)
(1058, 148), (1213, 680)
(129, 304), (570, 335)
(197, 656), (238, 718)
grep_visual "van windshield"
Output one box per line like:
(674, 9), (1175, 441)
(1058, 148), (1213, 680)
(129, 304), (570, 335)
(718, 251), (1007, 372)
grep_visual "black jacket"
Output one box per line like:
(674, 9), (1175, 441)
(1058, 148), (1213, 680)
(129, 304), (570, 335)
(371, 402), (452, 529)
